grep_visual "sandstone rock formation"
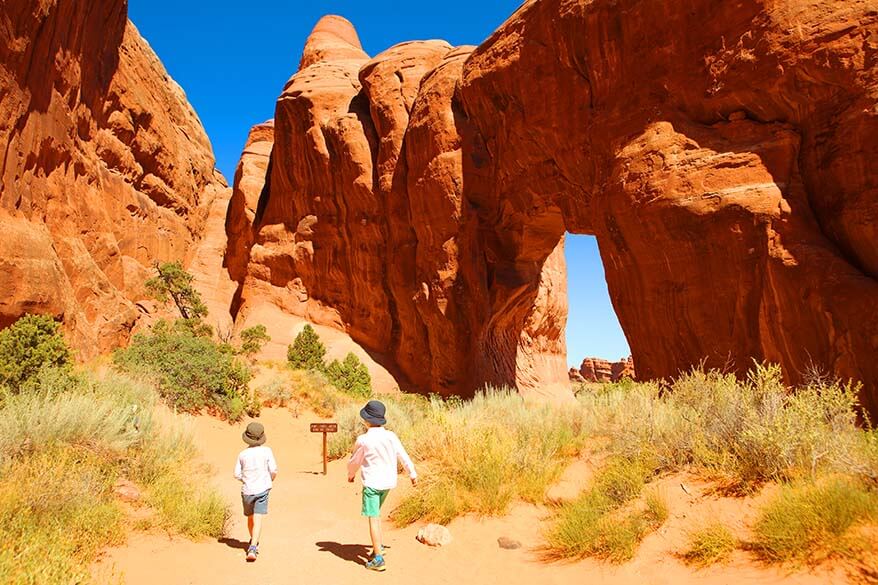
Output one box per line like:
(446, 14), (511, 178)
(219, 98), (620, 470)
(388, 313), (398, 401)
(230, 2), (878, 413)
(0, 0), (227, 356)
(575, 356), (635, 383)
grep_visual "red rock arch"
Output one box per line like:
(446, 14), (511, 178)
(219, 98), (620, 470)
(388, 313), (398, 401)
(229, 1), (878, 412)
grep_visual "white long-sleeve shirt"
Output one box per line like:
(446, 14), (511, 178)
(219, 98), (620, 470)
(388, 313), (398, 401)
(234, 446), (278, 495)
(347, 427), (417, 490)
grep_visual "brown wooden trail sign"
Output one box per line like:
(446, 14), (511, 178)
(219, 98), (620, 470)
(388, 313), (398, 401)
(311, 423), (338, 475)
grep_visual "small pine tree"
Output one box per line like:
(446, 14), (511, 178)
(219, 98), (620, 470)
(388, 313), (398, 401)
(287, 324), (326, 371)
(326, 352), (372, 398)
(240, 324), (270, 358)
(145, 261), (208, 321)
(0, 314), (71, 391)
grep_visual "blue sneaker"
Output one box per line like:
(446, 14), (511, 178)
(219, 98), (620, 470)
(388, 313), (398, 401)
(246, 545), (258, 562)
(365, 555), (386, 571)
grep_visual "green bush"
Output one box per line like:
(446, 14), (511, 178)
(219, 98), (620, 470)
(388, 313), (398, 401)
(113, 319), (253, 421)
(0, 314), (71, 392)
(286, 324), (326, 370)
(326, 352), (372, 398)
(239, 324), (270, 358)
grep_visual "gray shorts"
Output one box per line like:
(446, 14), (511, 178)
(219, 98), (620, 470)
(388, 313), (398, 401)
(241, 489), (270, 516)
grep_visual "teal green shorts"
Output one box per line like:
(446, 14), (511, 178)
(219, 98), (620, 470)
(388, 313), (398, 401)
(361, 487), (390, 518)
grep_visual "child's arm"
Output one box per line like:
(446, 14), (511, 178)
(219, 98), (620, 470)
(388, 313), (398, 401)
(392, 433), (418, 485)
(267, 448), (278, 481)
(233, 455), (243, 482)
(347, 439), (366, 482)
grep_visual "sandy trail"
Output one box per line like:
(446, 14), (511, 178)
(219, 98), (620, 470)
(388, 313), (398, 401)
(97, 408), (850, 585)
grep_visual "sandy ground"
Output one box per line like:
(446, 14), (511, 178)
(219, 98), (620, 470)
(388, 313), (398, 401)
(94, 408), (853, 585)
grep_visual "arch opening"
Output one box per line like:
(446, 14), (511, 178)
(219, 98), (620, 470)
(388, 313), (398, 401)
(563, 233), (633, 383)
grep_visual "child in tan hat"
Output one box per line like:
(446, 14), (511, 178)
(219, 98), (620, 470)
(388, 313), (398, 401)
(234, 421), (278, 561)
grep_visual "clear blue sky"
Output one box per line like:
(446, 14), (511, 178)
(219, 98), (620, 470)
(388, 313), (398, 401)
(128, 1), (630, 365)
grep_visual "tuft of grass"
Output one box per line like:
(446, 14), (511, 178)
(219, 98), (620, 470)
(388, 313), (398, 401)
(750, 477), (878, 563)
(683, 520), (737, 566)
(0, 448), (126, 585)
(145, 474), (228, 538)
(0, 371), (151, 465)
(545, 457), (665, 562)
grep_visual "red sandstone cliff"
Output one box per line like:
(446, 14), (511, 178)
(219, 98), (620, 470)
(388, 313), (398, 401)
(0, 0), (228, 355)
(229, 2), (878, 411)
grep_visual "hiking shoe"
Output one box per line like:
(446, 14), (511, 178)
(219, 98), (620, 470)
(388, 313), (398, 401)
(368, 545), (389, 559)
(246, 545), (258, 562)
(365, 556), (386, 571)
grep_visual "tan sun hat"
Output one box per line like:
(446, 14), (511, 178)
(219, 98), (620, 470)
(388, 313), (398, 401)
(242, 422), (266, 446)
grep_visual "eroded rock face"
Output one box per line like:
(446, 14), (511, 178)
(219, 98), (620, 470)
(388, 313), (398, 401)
(230, 2), (878, 411)
(230, 17), (570, 399)
(0, 0), (227, 355)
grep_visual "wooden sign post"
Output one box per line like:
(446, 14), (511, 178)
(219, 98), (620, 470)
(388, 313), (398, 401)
(310, 423), (338, 475)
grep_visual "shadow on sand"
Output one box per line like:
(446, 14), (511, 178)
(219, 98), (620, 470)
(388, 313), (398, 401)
(315, 541), (371, 566)
(218, 537), (250, 551)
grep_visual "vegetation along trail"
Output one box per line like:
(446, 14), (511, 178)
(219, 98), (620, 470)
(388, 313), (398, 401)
(96, 406), (851, 585)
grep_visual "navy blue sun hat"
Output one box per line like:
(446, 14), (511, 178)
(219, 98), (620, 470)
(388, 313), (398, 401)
(360, 400), (387, 426)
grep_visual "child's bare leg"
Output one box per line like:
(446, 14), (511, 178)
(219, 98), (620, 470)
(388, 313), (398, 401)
(251, 513), (264, 546)
(246, 515), (254, 542)
(368, 516), (382, 556)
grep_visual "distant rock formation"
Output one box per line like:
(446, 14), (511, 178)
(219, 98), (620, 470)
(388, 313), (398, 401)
(0, 0), (227, 356)
(227, 2), (878, 413)
(573, 357), (636, 383)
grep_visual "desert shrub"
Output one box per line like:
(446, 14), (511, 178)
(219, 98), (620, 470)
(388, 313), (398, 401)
(286, 324), (326, 371)
(326, 352), (372, 398)
(578, 363), (875, 490)
(682, 520), (737, 566)
(0, 370), (228, 583)
(256, 369), (356, 418)
(545, 460), (666, 562)
(113, 319), (254, 421)
(751, 477), (878, 563)
(239, 324), (270, 358)
(258, 378), (293, 408)
(0, 314), (71, 393)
